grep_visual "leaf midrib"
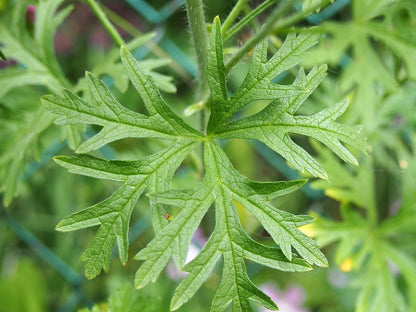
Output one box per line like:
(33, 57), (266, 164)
(208, 142), (307, 257)
(138, 183), (214, 279)
(215, 118), (352, 139)
(83, 184), (141, 261)
(52, 95), (198, 139)
(212, 157), (324, 265)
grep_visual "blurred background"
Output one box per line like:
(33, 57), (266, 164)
(0, 0), (415, 311)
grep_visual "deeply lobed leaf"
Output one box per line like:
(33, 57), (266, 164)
(41, 70), (200, 154)
(207, 18), (318, 132)
(41, 15), (370, 312)
(208, 18), (369, 179)
(55, 140), (198, 279)
(46, 47), (202, 278)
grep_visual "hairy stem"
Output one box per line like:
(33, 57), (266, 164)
(224, 0), (278, 42)
(185, 0), (209, 176)
(86, 0), (125, 46)
(185, 0), (209, 100)
(221, 0), (249, 34)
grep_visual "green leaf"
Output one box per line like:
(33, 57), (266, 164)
(0, 68), (60, 98)
(79, 284), (161, 312)
(41, 15), (369, 312)
(141, 141), (314, 311)
(0, 2), (169, 206)
(304, 0), (416, 130)
(310, 207), (413, 312)
(381, 242), (416, 311)
(215, 65), (369, 179)
(205, 19), (368, 179)
(58, 184), (143, 279)
(44, 46), (205, 278)
(354, 241), (408, 312)
(55, 140), (197, 279)
(0, 0), (71, 92)
(119, 46), (194, 132)
(0, 0), (80, 205)
(0, 107), (54, 206)
(41, 70), (200, 153)
(310, 140), (376, 210)
(309, 139), (416, 312)
(365, 21), (416, 80)
(207, 21), (318, 132)
(34, 0), (73, 84)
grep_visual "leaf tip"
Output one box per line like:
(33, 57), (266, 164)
(351, 157), (359, 167)
(40, 94), (50, 102)
(55, 224), (63, 231)
(75, 144), (90, 154)
(85, 71), (94, 81)
(120, 45), (130, 59)
(135, 281), (145, 290)
(53, 156), (66, 165)
(170, 296), (184, 311)
(319, 170), (329, 181)
(170, 301), (180, 312)
(55, 220), (68, 232)
(40, 94), (56, 108)
(120, 45), (128, 53)
(320, 257), (329, 267)
(84, 270), (98, 280)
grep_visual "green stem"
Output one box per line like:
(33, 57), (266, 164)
(221, 0), (249, 34)
(101, 6), (191, 82)
(185, 0), (209, 99)
(86, 0), (125, 46)
(242, 3), (261, 32)
(185, 0), (209, 174)
(225, 0), (293, 72)
(224, 0), (278, 42)
(225, 0), (330, 73)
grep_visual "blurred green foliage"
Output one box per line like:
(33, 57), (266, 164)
(0, 0), (415, 311)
